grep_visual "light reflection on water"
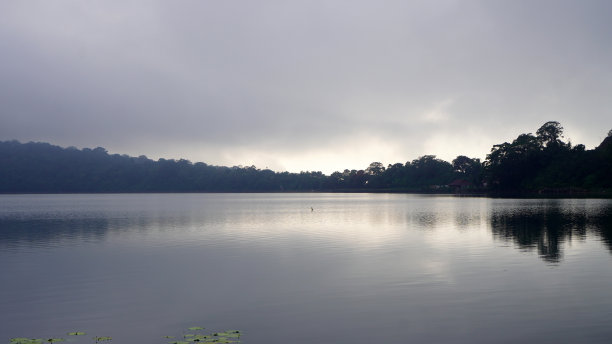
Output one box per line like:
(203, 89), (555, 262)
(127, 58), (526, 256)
(1, 194), (612, 343)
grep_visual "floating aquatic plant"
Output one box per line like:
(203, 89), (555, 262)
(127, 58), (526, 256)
(8, 325), (240, 344)
(164, 326), (241, 344)
(93, 336), (111, 343)
(10, 338), (42, 344)
(190, 334), (209, 342)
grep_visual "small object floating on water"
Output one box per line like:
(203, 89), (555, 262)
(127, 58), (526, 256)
(311, 207), (314, 212)
(67, 332), (86, 336)
(93, 336), (112, 342)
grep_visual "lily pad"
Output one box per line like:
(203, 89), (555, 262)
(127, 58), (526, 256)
(217, 331), (240, 338)
(187, 326), (205, 331)
(94, 337), (112, 342)
(67, 332), (86, 336)
(10, 339), (42, 344)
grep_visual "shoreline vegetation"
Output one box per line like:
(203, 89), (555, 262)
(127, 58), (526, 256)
(1, 122), (611, 197)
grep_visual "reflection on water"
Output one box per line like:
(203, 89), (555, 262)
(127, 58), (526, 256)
(0, 218), (113, 250)
(2, 196), (612, 263)
(490, 200), (612, 262)
(2, 194), (612, 344)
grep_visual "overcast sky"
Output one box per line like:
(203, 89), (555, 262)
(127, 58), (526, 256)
(1, 1), (611, 174)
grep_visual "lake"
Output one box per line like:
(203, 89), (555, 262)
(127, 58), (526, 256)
(1, 193), (612, 343)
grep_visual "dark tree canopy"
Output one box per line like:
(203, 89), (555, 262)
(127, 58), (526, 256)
(365, 162), (385, 175)
(1, 121), (611, 194)
(452, 156), (474, 174)
(452, 155), (482, 184)
(484, 121), (611, 192)
(536, 121), (564, 147)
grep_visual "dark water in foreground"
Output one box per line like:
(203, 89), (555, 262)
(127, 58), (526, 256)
(1, 194), (612, 343)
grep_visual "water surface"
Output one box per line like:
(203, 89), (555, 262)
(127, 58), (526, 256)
(1, 194), (612, 343)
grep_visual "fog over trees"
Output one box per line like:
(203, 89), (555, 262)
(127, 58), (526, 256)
(1, 122), (611, 194)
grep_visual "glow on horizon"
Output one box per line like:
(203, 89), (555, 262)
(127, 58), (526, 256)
(115, 129), (497, 175)
(77, 118), (603, 176)
(121, 135), (488, 175)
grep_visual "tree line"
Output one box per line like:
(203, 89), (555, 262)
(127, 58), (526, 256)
(1, 121), (611, 194)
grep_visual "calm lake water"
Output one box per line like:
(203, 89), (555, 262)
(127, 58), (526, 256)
(2, 193), (612, 343)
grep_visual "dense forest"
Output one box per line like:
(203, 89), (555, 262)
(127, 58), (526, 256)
(1, 121), (611, 194)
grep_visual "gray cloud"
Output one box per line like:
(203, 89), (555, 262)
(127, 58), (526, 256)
(1, 0), (612, 173)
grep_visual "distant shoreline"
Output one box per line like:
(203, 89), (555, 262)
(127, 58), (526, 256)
(2, 122), (611, 194)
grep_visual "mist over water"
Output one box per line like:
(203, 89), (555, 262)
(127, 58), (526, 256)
(2, 194), (612, 343)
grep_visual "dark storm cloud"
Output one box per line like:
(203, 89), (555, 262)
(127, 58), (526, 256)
(1, 0), (612, 173)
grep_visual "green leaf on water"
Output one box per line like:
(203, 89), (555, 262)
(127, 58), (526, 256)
(188, 326), (205, 331)
(217, 331), (240, 338)
(191, 334), (213, 342)
(168, 341), (190, 344)
(67, 332), (86, 336)
(163, 336), (175, 338)
(10, 339), (42, 344)
(94, 337), (112, 342)
(46, 339), (64, 343)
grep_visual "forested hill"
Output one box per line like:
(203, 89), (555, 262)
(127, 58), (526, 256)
(1, 121), (611, 194)
(0, 141), (328, 192)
